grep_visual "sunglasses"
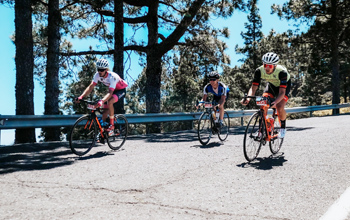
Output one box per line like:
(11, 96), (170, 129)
(209, 78), (217, 81)
(97, 69), (106, 72)
(263, 64), (275, 69)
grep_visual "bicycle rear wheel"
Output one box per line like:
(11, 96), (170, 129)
(197, 112), (212, 145)
(107, 115), (128, 150)
(218, 111), (230, 141)
(243, 112), (263, 162)
(269, 116), (283, 154)
(69, 116), (97, 156)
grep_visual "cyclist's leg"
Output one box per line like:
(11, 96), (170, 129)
(219, 91), (229, 120)
(276, 99), (287, 120)
(102, 103), (109, 122)
(112, 89), (126, 114)
(277, 80), (291, 128)
(213, 95), (225, 120)
(106, 90), (123, 130)
(262, 83), (276, 99)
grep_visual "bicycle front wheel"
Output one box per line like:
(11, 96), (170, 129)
(197, 112), (212, 145)
(69, 116), (97, 156)
(218, 111), (230, 141)
(243, 112), (263, 162)
(269, 116), (283, 154)
(107, 115), (128, 150)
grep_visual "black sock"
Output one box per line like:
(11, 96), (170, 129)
(280, 120), (286, 129)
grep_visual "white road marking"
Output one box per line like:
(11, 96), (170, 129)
(320, 187), (350, 220)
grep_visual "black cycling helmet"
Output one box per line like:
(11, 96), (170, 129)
(208, 71), (220, 79)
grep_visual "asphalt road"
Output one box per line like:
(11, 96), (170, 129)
(1, 114), (350, 220)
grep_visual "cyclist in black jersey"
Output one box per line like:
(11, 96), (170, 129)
(241, 52), (291, 138)
(198, 71), (230, 127)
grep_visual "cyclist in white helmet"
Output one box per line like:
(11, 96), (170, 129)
(241, 52), (291, 138)
(76, 58), (128, 134)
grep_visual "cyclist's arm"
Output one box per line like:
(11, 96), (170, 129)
(272, 70), (288, 106)
(242, 85), (258, 104)
(273, 87), (286, 106)
(80, 82), (95, 99)
(217, 95), (226, 109)
(241, 69), (260, 105)
(101, 90), (114, 104)
(198, 94), (208, 107)
(197, 86), (208, 107)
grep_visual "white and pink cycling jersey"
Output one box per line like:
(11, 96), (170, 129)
(92, 71), (128, 92)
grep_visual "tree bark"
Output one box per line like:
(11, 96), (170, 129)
(145, 0), (161, 133)
(15, 0), (36, 144)
(330, 0), (340, 114)
(43, 0), (61, 141)
(113, 0), (125, 114)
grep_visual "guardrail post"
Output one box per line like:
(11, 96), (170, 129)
(310, 111), (313, 117)
(241, 117), (243, 126)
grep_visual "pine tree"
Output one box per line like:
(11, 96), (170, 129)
(273, 0), (350, 113)
(14, 0), (36, 143)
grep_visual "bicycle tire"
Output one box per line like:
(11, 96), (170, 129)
(269, 116), (284, 154)
(69, 116), (97, 156)
(197, 112), (212, 145)
(218, 111), (230, 141)
(107, 114), (128, 150)
(243, 112), (263, 162)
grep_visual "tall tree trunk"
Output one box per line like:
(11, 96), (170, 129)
(113, 0), (125, 114)
(44, 0), (61, 141)
(330, 0), (340, 114)
(15, 0), (36, 144)
(145, 0), (162, 133)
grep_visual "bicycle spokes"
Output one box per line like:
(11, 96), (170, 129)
(243, 112), (263, 162)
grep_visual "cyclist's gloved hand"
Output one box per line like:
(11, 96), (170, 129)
(94, 100), (103, 108)
(75, 96), (83, 103)
(241, 98), (249, 105)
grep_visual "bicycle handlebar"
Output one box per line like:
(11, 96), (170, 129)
(243, 94), (276, 108)
(77, 99), (103, 112)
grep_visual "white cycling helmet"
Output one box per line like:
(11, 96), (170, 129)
(262, 52), (279, 64)
(96, 59), (109, 69)
(208, 71), (219, 79)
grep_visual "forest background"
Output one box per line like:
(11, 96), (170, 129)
(1, 0), (349, 145)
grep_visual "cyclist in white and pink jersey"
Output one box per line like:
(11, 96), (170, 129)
(76, 59), (128, 132)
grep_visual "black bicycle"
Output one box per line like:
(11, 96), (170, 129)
(197, 101), (230, 145)
(69, 100), (128, 156)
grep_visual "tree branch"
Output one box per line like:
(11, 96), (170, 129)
(157, 0), (206, 56)
(159, 1), (186, 14)
(60, 45), (148, 56)
(124, 0), (152, 7)
(158, 15), (180, 25)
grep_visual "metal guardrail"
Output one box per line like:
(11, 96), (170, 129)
(1, 103), (349, 130)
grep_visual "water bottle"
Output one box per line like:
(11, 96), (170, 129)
(98, 118), (106, 127)
(266, 118), (272, 132)
(269, 117), (274, 131)
(215, 109), (220, 123)
(212, 110), (216, 121)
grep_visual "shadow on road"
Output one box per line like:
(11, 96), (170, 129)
(191, 142), (223, 149)
(237, 153), (288, 170)
(286, 126), (314, 132)
(128, 130), (199, 143)
(0, 142), (111, 175)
